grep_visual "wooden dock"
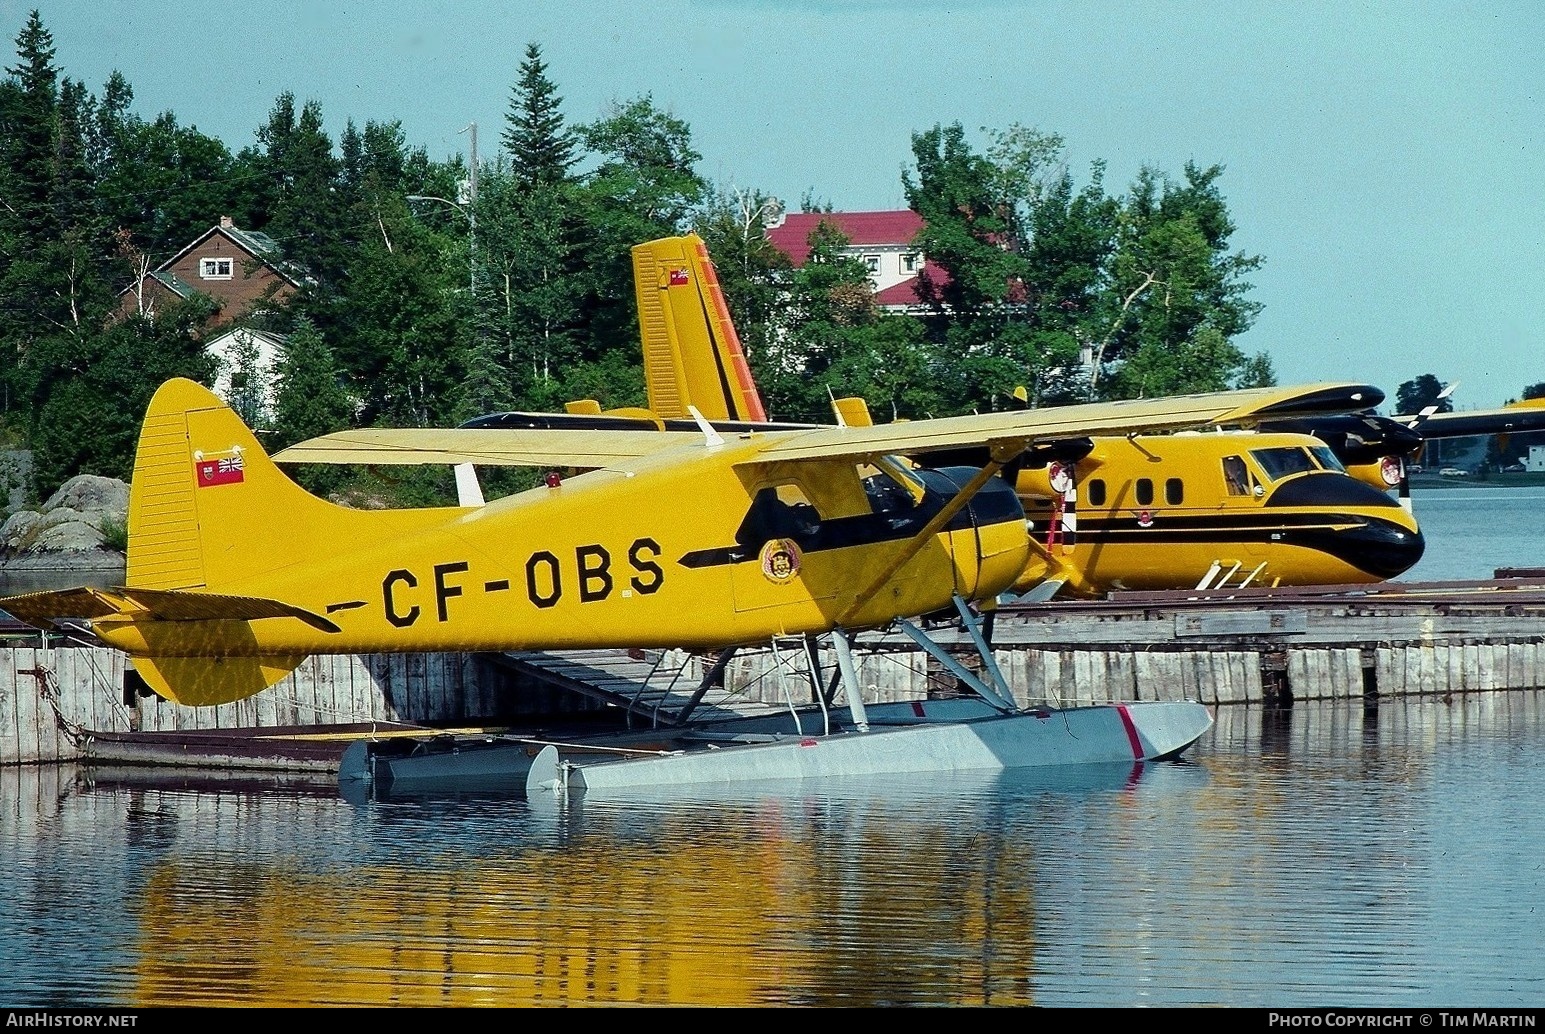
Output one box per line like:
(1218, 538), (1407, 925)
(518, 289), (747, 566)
(6, 575), (1545, 769)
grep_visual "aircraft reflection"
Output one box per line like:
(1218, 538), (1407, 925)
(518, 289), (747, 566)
(67, 760), (1182, 1007)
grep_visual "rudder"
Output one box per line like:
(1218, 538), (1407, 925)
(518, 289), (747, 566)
(631, 234), (766, 422)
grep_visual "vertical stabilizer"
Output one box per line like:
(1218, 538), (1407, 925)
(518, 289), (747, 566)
(126, 378), (451, 592)
(631, 234), (767, 422)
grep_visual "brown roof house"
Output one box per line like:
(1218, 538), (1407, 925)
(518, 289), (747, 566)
(116, 217), (310, 423)
(116, 216), (307, 325)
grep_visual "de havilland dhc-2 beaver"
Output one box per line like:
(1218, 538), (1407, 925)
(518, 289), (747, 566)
(0, 367), (1402, 795)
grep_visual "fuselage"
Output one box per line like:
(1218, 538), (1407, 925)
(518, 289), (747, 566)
(1012, 429), (1425, 596)
(97, 441), (1030, 659)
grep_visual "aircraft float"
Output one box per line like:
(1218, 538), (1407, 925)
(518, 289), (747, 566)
(0, 373), (1391, 796)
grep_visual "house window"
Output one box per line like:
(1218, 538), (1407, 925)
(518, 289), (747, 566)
(200, 258), (234, 280)
(861, 254), (880, 274)
(902, 253), (921, 273)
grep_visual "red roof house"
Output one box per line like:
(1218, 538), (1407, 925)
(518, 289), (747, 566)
(765, 210), (948, 313)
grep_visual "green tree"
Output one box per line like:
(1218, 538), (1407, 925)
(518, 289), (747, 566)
(271, 315), (353, 496)
(1097, 163), (1267, 398)
(575, 94), (707, 372)
(0, 11), (65, 424)
(330, 193), (468, 426)
(255, 93), (345, 289)
(25, 299), (216, 496)
(502, 42), (577, 189)
(475, 171), (588, 410)
(1394, 374), (1452, 416)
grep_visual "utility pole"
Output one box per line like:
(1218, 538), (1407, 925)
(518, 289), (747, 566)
(461, 122), (478, 294)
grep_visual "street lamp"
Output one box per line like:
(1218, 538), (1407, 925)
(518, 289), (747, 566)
(407, 193), (475, 294)
(407, 121), (478, 294)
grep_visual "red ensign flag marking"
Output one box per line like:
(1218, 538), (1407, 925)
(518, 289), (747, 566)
(195, 456), (244, 487)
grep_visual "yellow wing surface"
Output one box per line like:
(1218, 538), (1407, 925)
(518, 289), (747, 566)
(272, 426), (707, 468)
(274, 383), (1384, 471)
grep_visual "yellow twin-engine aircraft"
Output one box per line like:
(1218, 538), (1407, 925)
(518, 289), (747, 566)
(0, 373), (1386, 791)
(608, 234), (1545, 601)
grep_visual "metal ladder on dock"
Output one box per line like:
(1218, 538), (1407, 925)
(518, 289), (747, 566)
(490, 648), (771, 726)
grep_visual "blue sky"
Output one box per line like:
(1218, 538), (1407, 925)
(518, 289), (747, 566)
(6, 0), (1541, 412)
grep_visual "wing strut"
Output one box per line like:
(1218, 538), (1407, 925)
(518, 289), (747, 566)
(892, 596), (1017, 713)
(838, 440), (1026, 625)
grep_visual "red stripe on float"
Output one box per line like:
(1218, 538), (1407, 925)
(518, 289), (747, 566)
(1116, 704), (1144, 759)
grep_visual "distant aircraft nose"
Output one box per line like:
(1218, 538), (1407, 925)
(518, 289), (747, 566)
(1261, 473), (1426, 580)
(1340, 520), (1426, 579)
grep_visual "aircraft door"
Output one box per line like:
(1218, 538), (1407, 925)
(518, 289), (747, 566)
(729, 481), (837, 615)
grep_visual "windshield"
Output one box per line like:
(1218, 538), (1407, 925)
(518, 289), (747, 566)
(1250, 446), (1319, 481)
(1309, 445), (1347, 472)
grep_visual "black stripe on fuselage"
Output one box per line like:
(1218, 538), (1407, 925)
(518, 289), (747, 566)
(1034, 511), (1424, 578)
(677, 467), (1023, 570)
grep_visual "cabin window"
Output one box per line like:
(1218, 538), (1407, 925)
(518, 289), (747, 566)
(1165, 478), (1184, 505)
(1309, 445), (1347, 472)
(1135, 478), (1154, 506)
(1251, 447), (1318, 481)
(1223, 455), (1250, 496)
(740, 484), (822, 547)
(1086, 479), (1106, 506)
(199, 257), (233, 280)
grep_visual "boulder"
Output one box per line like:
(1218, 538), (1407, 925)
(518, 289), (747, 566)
(42, 474), (129, 517)
(0, 474), (129, 566)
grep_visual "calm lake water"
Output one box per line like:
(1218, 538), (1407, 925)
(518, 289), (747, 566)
(2, 487), (1544, 1008)
(1397, 485), (1545, 582)
(2, 691), (1543, 1008)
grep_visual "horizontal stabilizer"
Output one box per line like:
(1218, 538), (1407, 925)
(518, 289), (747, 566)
(0, 585), (339, 634)
(131, 653), (308, 707)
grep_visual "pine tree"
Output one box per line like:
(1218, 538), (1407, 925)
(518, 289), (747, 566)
(272, 315), (354, 450)
(501, 42), (576, 189)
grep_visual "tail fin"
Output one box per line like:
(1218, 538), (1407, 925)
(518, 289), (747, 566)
(98, 378), (446, 706)
(127, 377), (445, 592)
(631, 233), (767, 422)
(831, 396), (875, 428)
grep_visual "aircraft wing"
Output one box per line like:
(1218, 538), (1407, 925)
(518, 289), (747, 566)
(736, 382), (1385, 464)
(271, 382), (1380, 471)
(272, 427), (708, 468)
(1403, 402), (1545, 440)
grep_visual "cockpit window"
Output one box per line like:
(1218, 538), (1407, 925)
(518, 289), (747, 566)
(861, 457), (925, 514)
(1250, 447), (1319, 481)
(1309, 445), (1347, 472)
(740, 484), (821, 546)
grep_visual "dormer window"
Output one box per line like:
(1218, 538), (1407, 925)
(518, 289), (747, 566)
(200, 258), (233, 280)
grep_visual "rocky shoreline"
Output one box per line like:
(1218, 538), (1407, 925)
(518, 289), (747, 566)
(0, 474), (128, 589)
